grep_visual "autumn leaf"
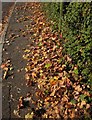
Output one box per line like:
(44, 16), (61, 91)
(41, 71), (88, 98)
(23, 54), (30, 59)
(80, 100), (86, 108)
(24, 49), (30, 53)
(32, 72), (36, 78)
(44, 97), (50, 102)
(3, 68), (9, 79)
(25, 73), (31, 80)
(45, 63), (52, 68)
(1, 63), (7, 69)
(25, 112), (34, 119)
(13, 110), (21, 117)
(50, 79), (57, 86)
(75, 85), (82, 92)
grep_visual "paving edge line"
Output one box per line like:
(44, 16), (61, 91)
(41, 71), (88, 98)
(0, 2), (16, 120)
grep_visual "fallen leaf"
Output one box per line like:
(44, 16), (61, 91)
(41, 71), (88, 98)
(1, 64), (6, 69)
(13, 110), (21, 117)
(25, 112), (34, 119)
(75, 85), (82, 92)
(25, 73), (31, 80)
(3, 68), (9, 79)
(32, 72), (36, 78)
(80, 100), (86, 108)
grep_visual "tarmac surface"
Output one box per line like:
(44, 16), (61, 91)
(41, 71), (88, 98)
(0, 2), (15, 119)
(2, 2), (37, 118)
(2, 2), (15, 25)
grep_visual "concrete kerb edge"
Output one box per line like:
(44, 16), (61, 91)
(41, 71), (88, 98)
(0, 2), (16, 120)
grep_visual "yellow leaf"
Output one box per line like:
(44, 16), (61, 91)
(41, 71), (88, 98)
(23, 54), (29, 59)
(80, 100), (86, 108)
(54, 76), (58, 80)
(25, 112), (34, 119)
(24, 49), (30, 53)
(32, 72), (36, 78)
(39, 37), (43, 41)
(40, 70), (43, 73)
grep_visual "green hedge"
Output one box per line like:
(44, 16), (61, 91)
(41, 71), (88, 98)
(42, 2), (92, 86)
(61, 3), (92, 85)
(42, 3), (60, 30)
(42, 3), (69, 30)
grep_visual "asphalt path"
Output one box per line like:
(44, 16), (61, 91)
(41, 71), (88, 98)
(2, 2), (15, 24)
(0, 2), (15, 120)
(2, 2), (37, 118)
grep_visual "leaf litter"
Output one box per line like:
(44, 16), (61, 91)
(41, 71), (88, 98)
(11, 3), (92, 119)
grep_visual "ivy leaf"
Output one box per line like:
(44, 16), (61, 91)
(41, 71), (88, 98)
(70, 99), (77, 104)
(80, 94), (87, 101)
(58, 58), (62, 64)
(74, 69), (78, 75)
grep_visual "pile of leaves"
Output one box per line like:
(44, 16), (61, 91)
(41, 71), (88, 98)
(18, 3), (92, 119)
(42, 2), (92, 91)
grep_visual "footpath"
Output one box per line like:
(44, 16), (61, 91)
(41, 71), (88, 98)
(2, 2), (36, 118)
(0, 2), (16, 119)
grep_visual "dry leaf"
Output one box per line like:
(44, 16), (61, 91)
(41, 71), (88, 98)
(1, 64), (6, 69)
(25, 73), (31, 80)
(13, 110), (21, 117)
(75, 85), (82, 92)
(25, 112), (34, 119)
(32, 72), (36, 78)
(3, 68), (9, 79)
(80, 100), (86, 108)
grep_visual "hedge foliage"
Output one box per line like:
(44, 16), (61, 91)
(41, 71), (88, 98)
(42, 2), (92, 86)
(42, 3), (60, 30)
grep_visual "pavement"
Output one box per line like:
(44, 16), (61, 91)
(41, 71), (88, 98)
(2, 2), (37, 119)
(0, 2), (16, 119)
(2, 2), (15, 24)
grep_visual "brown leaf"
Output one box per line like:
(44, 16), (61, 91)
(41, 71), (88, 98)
(25, 73), (31, 80)
(32, 72), (36, 78)
(44, 97), (50, 102)
(75, 85), (82, 92)
(1, 64), (7, 69)
(50, 79), (57, 86)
